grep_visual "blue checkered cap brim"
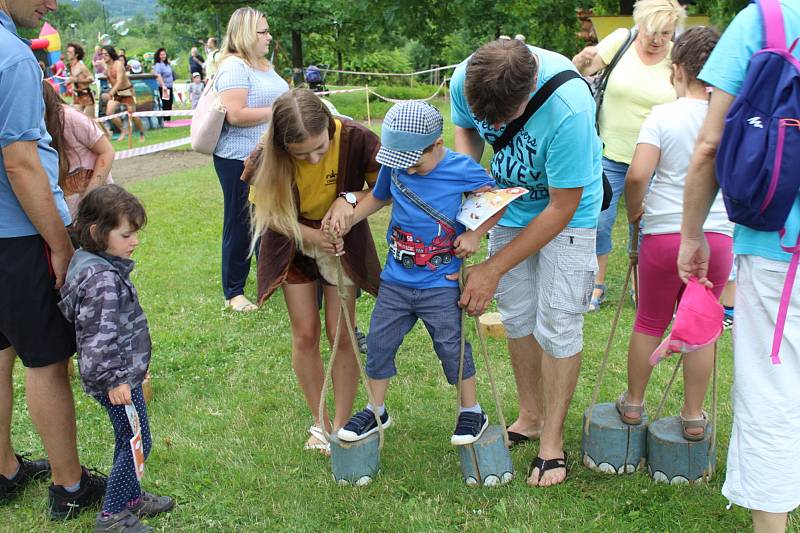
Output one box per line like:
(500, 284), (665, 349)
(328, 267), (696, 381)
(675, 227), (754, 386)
(377, 101), (443, 169)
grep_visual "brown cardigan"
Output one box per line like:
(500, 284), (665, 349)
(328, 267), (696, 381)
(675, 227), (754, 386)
(241, 119), (382, 304)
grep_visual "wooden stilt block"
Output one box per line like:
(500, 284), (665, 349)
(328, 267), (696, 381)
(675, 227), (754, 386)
(142, 372), (153, 404)
(457, 425), (514, 486)
(582, 403), (647, 474)
(477, 313), (506, 339)
(329, 433), (380, 486)
(647, 416), (715, 484)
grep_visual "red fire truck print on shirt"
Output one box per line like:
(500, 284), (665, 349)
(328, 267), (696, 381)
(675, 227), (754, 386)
(389, 220), (455, 270)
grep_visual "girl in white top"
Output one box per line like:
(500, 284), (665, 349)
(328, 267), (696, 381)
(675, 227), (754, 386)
(617, 27), (733, 440)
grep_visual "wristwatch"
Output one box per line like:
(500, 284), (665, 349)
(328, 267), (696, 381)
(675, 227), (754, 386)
(338, 192), (358, 208)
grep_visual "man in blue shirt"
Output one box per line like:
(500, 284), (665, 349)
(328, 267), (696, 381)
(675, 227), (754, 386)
(678, 1), (800, 530)
(450, 38), (603, 488)
(0, 0), (105, 519)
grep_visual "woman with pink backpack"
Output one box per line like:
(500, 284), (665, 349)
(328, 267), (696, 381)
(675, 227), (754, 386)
(615, 27), (733, 440)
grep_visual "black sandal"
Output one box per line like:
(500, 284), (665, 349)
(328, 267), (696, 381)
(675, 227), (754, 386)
(506, 428), (530, 448)
(527, 453), (568, 486)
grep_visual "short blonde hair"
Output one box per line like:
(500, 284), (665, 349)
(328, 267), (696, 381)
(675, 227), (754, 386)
(220, 7), (269, 68)
(633, 0), (686, 35)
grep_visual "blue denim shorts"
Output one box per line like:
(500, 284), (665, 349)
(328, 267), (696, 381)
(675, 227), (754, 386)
(596, 157), (629, 256)
(366, 282), (475, 385)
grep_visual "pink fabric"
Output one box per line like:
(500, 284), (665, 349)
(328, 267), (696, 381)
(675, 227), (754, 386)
(760, 0), (786, 50)
(62, 106), (113, 217)
(649, 278), (725, 366)
(772, 230), (800, 364)
(634, 232), (733, 337)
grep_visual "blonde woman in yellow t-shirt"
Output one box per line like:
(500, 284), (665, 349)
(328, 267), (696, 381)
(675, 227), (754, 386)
(573, 0), (685, 311)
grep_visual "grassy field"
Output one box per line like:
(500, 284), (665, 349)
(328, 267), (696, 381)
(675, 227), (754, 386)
(109, 125), (190, 153)
(2, 115), (795, 532)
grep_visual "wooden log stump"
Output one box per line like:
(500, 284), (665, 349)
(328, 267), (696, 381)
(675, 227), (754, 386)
(329, 432), (380, 486)
(457, 425), (514, 486)
(581, 403), (647, 474)
(647, 416), (715, 484)
(477, 313), (506, 339)
(142, 372), (153, 404)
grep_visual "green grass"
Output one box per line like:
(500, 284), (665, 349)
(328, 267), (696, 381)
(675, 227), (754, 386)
(109, 125), (190, 153)
(2, 123), (796, 532)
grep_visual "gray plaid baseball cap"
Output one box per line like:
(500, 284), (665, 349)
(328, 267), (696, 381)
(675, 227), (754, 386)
(376, 101), (444, 169)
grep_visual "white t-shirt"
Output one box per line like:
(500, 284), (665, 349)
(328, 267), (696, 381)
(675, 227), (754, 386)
(637, 97), (733, 237)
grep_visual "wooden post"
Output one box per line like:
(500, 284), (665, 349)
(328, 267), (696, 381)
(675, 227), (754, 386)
(647, 416), (715, 484)
(329, 433), (380, 486)
(457, 425), (514, 486)
(581, 403), (647, 474)
(364, 85), (371, 127)
(478, 312), (505, 339)
(142, 371), (153, 403)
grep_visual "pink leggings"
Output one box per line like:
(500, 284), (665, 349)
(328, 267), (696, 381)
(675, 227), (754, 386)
(634, 232), (733, 337)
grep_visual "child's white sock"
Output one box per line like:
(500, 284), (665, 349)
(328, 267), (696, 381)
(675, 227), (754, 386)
(367, 403), (386, 416)
(64, 479), (81, 493)
(459, 403), (482, 414)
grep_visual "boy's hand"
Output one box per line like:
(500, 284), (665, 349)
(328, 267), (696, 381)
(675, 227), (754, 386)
(321, 197), (355, 238)
(471, 184), (494, 194)
(454, 231), (480, 259)
(109, 383), (132, 405)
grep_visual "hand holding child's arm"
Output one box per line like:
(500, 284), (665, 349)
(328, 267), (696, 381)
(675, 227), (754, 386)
(301, 224), (344, 256)
(322, 191), (389, 238)
(108, 383), (132, 405)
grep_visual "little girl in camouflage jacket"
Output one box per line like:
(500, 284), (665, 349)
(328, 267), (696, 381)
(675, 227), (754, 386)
(58, 185), (173, 533)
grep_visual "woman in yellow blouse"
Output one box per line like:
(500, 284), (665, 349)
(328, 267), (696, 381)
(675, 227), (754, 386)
(573, 0), (685, 311)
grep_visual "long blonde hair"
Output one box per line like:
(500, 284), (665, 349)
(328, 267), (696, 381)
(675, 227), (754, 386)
(251, 89), (335, 250)
(220, 7), (269, 69)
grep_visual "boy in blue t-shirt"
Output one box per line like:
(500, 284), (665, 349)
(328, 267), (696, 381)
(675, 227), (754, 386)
(327, 101), (499, 445)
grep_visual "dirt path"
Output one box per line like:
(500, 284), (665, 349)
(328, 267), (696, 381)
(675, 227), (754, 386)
(113, 150), (212, 185)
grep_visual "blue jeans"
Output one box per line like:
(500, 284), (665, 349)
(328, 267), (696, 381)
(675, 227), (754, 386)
(366, 282), (475, 385)
(596, 157), (629, 256)
(214, 155), (253, 299)
(94, 385), (152, 514)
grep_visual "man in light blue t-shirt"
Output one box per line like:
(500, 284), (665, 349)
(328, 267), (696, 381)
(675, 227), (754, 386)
(0, 0), (106, 519)
(678, 1), (800, 530)
(450, 38), (603, 488)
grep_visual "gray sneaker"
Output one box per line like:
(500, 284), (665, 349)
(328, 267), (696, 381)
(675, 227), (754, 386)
(94, 509), (152, 533)
(128, 491), (174, 518)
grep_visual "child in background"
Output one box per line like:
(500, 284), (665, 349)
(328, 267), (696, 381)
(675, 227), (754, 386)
(188, 72), (204, 110)
(328, 101), (501, 446)
(57, 185), (173, 532)
(620, 26), (732, 440)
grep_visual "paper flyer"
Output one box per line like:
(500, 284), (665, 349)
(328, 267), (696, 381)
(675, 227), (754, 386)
(456, 187), (529, 231)
(125, 404), (145, 480)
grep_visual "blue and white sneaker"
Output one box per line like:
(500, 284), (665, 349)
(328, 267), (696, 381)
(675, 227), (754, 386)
(337, 408), (391, 442)
(451, 411), (489, 446)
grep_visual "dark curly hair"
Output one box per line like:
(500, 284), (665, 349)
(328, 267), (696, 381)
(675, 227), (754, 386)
(671, 26), (720, 85)
(72, 185), (147, 252)
(67, 42), (85, 61)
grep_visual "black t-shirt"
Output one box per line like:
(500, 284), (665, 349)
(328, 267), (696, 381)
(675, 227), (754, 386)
(189, 55), (204, 75)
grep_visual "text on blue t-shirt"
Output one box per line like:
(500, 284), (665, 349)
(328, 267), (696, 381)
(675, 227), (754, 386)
(449, 45), (603, 229)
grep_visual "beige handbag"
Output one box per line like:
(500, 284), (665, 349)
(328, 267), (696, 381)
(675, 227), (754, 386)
(190, 79), (226, 154)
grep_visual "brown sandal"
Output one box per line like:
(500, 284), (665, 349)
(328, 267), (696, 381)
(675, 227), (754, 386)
(615, 392), (645, 425)
(680, 411), (708, 441)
